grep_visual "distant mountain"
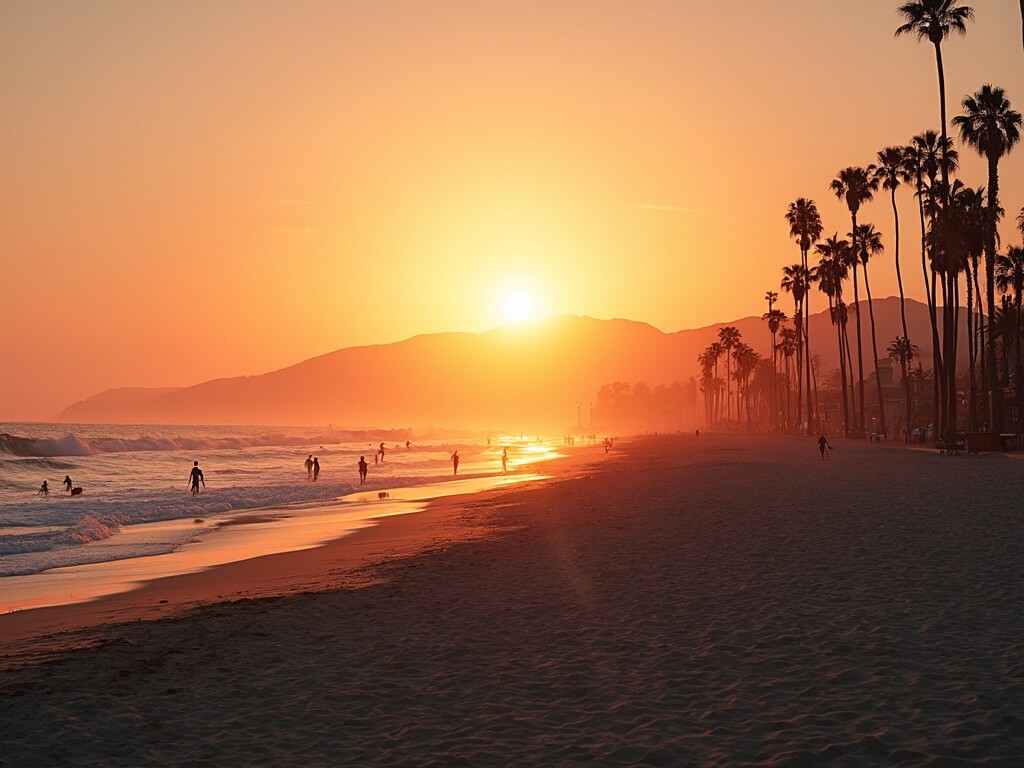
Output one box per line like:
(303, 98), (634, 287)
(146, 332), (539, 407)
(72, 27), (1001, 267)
(60, 298), (965, 430)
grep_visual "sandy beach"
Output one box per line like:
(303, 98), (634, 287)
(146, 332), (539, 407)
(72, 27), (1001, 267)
(2, 433), (1024, 766)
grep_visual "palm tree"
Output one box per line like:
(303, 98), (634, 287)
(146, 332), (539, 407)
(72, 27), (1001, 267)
(896, 0), (974, 208)
(830, 166), (878, 436)
(763, 291), (784, 430)
(875, 147), (913, 349)
(996, 245), (1024, 395)
(888, 336), (919, 441)
(852, 223), (887, 437)
(781, 263), (807, 433)
(954, 84), (1023, 432)
(785, 199), (823, 433)
(816, 235), (853, 436)
(777, 326), (798, 430)
(717, 327), (741, 423)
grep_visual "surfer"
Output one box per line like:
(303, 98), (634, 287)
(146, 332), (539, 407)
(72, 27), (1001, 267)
(305, 454), (314, 479)
(39, 480), (48, 495)
(452, 451), (460, 476)
(63, 475), (73, 493)
(379, 442), (385, 463)
(313, 456), (320, 481)
(189, 461), (205, 495)
(358, 456), (368, 485)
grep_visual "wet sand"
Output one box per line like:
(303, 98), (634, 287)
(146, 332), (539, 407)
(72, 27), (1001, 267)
(2, 433), (1023, 766)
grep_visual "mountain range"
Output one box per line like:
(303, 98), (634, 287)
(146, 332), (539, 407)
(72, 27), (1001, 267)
(60, 297), (966, 431)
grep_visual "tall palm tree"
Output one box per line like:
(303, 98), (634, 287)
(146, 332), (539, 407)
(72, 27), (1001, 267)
(777, 326), (797, 430)
(785, 198), (823, 433)
(896, 0), (974, 208)
(830, 166), (878, 436)
(954, 84), (1023, 432)
(852, 223), (887, 437)
(717, 326), (741, 423)
(952, 185), (987, 430)
(816, 235), (852, 436)
(875, 147), (913, 348)
(763, 291), (784, 430)
(996, 245), (1024, 395)
(888, 336), (919, 441)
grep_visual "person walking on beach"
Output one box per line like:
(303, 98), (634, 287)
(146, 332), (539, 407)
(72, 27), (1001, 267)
(501, 447), (508, 474)
(817, 435), (832, 461)
(358, 456), (368, 485)
(305, 455), (314, 479)
(39, 480), (48, 495)
(63, 475), (73, 493)
(379, 442), (385, 463)
(313, 457), (320, 481)
(189, 461), (205, 495)
(452, 451), (460, 476)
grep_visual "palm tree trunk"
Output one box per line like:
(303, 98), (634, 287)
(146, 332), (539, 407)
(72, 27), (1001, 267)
(986, 156), (1002, 433)
(967, 262), (977, 431)
(974, 260), (988, 425)
(838, 307), (850, 437)
(852, 259), (866, 435)
(893, 188), (909, 343)
(934, 41), (951, 209)
(844, 312), (856, 420)
(931, 268), (943, 439)
(863, 264), (886, 437)
(795, 304), (803, 435)
(803, 251), (814, 434)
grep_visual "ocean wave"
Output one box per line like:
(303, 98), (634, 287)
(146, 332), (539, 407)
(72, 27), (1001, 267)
(0, 429), (412, 457)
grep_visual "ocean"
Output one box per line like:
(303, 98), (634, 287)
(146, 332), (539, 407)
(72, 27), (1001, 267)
(0, 423), (555, 606)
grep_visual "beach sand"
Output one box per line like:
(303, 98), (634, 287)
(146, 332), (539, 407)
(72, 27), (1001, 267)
(2, 433), (1024, 765)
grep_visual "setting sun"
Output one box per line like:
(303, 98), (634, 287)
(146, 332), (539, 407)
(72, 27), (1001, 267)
(502, 291), (534, 324)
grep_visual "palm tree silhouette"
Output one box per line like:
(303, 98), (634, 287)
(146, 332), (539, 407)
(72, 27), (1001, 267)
(996, 245), (1024, 399)
(717, 326), (741, 423)
(785, 199), (823, 434)
(776, 326), (798, 430)
(888, 336), (919, 441)
(852, 223), (887, 437)
(830, 166), (878, 436)
(874, 147), (913, 351)
(896, 1), (974, 208)
(781, 263), (812, 433)
(954, 84), (1023, 432)
(763, 290), (784, 430)
(816, 235), (853, 437)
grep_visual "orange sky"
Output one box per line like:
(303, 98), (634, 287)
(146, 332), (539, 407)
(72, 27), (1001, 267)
(2, 1), (1023, 421)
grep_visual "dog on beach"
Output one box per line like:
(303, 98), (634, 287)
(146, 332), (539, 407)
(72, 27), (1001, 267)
(70, 487), (83, 496)
(378, 491), (389, 500)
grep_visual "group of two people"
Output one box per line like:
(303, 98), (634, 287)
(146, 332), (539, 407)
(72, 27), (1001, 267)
(304, 454), (321, 481)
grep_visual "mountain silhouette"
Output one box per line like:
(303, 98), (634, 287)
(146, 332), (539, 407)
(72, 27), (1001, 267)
(60, 298), (965, 430)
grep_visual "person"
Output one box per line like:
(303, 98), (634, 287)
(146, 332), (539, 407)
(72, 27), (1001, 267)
(358, 455), (368, 485)
(452, 451), (460, 476)
(379, 442), (385, 463)
(405, 440), (411, 449)
(39, 480), (48, 495)
(313, 456), (320, 481)
(63, 475), (73, 493)
(501, 447), (508, 474)
(305, 454), (314, 479)
(695, 429), (700, 438)
(818, 435), (832, 461)
(189, 461), (205, 495)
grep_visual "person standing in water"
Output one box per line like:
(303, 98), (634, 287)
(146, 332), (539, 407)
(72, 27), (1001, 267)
(189, 461), (205, 495)
(305, 455), (314, 479)
(63, 475), (73, 493)
(39, 480), (49, 495)
(313, 456), (320, 481)
(379, 442), (386, 463)
(501, 448), (508, 474)
(452, 451), (460, 476)
(358, 456), (368, 485)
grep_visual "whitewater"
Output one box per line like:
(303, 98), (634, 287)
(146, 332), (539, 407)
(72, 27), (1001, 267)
(0, 423), (549, 587)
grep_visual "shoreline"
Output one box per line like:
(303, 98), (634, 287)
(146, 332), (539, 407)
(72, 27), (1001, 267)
(0, 446), (601, 666)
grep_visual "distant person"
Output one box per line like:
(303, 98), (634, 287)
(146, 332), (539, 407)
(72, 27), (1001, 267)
(405, 440), (411, 449)
(452, 451), (460, 476)
(63, 475), (73, 493)
(313, 457), (320, 481)
(305, 455), (314, 479)
(696, 429), (700, 438)
(818, 435), (832, 461)
(39, 480), (49, 495)
(604, 438), (611, 454)
(189, 461), (205, 495)
(379, 442), (385, 463)
(501, 448), (508, 474)
(358, 456), (368, 485)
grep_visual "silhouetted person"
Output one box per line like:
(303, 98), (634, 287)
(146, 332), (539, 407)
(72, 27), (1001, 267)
(501, 448), (508, 474)
(818, 435), (832, 461)
(695, 429), (700, 438)
(39, 480), (48, 495)
(405, 440), (411, 449)
(452, 451), (459, 475)
(313, 456), (320, 481)
(379, 442), (385, 463)
(189, 461), (205, 495)
(63, 475), (73, 493)
(358, 456), (368, 485)
(305, 455), (314, 479)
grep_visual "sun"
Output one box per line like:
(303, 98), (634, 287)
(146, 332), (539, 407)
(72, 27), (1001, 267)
(502, 291), (534, 324)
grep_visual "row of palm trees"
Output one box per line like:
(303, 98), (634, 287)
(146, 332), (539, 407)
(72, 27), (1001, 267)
(767, 1), (1021, 441)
